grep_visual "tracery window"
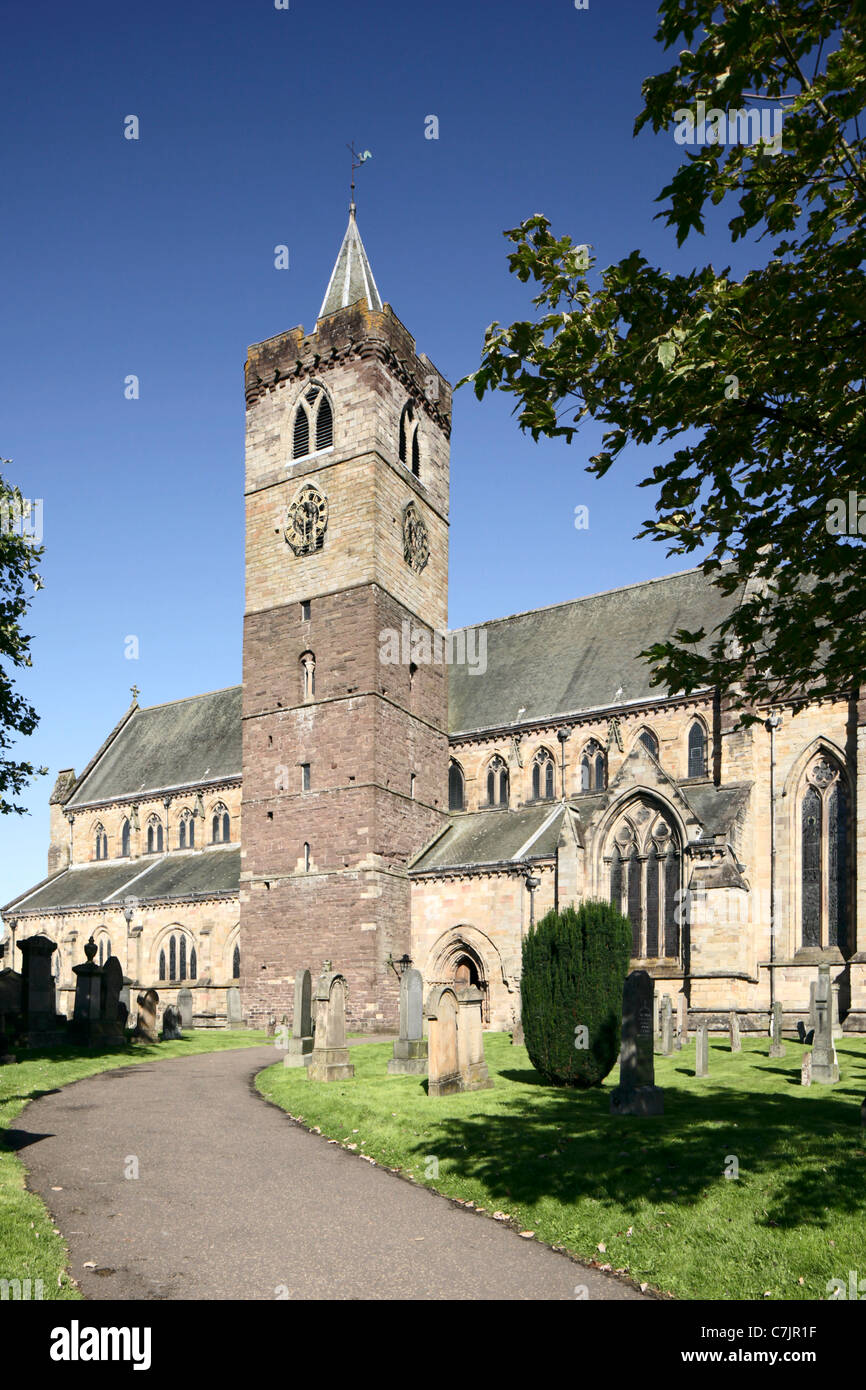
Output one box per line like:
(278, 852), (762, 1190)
(532, 748), (556, 801)
(212, 804), (231, 844)
(94, 824), (108, 860)
(580, 740), (606, 791)
(158, 931), (197, 983)
(292, 384), (334, 460)
(95, 933), (112, 967)
(607, 804), (681, 961)
(687, 721), (708, 778)
(146, 816), (164, 854)
(178, 809), (195, 850)
(485, 755), (509, 807)
(448, 760), (465, 811)
(801, 754), (849, 952)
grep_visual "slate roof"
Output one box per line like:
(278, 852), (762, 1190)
(448, 566), (743, 735)
(318, 209), (383, 319)
(67, 687), (242, 807)
(6, 848), (241, 915)
(410, 804), (565, 874)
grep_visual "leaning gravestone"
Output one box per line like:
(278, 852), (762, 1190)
(426, 985), (462, 1098)
(456, 986), (493, 1092)
(133, 988), (160, 1043)
(307, 971), (354, 1082)
(660, 995), (673, 1056)
(177, 988), (193, 1031)
(611, 970), (663, 1116)
(729, 1012), (741, 1052)
(769, 1001), (785, 1058)
(388, 967), (428, 1075)
(695, 1024), (709, 1077)
(810, 964), (839, 1084)
(162, 1005), (183, 1040)
(226, 986), (242, 1028)
(284, 969), (314, 1068)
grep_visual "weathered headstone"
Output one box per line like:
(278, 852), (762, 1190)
(0, 969), (23, 1024)
(511, 1001), (524, 1047)
(226, 986), (242, 1028)
(284, 969), (314, 1068)
(677, 993), (689, 1049)
(307, 971), (354, 1082)
(831, 982), (843, 1040)
(807, 980), (817, 1039)
(729, 1011), (741, 1052)
(162, 1005), (183, 1040)
(19, 935), (67, 1046)
(695, 1024), (709, 1077)
(769, 1001), (785, 1058)
(177, 988), (193, 1031)
(456, 986), (493, 1092)
(388, 967), (428, 1075)
(102, 957), (124, 1026)
(133, 988), (160, 1043)
(426, 985), (462, 1097)
(801, 1050), (812, 1087)
(660, 995), (673, 1056)
(0, 1012), (16, 1064)
(610, 970), (664, 1116)
(810, 964), (839, 1084)
(266, 1014), (276, 1038)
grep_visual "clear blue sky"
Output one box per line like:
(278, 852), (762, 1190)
(0, 0), (761, 900)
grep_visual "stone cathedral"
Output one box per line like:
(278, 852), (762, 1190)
(4, 211), (865, 1037)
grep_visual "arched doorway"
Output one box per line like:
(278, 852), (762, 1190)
(453, 954), (481, 989)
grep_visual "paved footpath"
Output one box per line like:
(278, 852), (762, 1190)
(14, 1045), (647, 1301)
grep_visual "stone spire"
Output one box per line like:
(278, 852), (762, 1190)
(318, 207), (383, 320)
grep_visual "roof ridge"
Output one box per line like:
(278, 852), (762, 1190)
(137, 684), (241, 714)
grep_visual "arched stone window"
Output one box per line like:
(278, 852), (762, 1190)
(532, 748), (556, 801)
(580, 740), (606, 791)
(448, 760), (465, 811)
(303, 842), (311, 872)
(212, 804), (231, 844)
(146, 816), (164, 854)
(399, 402), (420, 478)
(232, 943), (240, 979)
(177, 809), (195, 850)
(94, 824), (108, 860)
(485, 754), (509, 807)
(120, 818), (131, 857)
(800, 753), (849, 952)
(607, 803), (681, 961)
(94, 931), (112, 967)
(639, 729), (659, 760)
(292, 384), (334, 461)
(301, 651), (316, 702)
(159, 931), (197, 983)
(688, 720), (708, 778)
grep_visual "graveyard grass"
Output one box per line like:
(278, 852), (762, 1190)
(0, 1031), (266, 1299)
(258, 1032), (866, 1301)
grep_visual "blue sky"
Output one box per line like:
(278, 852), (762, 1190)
(0, 0), (763, 899)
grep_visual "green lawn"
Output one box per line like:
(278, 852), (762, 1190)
(257, 1032), (866, 1301)
(0, 1030), (266, 1300)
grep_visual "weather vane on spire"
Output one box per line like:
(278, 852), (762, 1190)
(347, 141), (372, 215)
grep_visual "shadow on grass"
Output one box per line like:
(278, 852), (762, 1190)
(405, 1062), (866, 1232)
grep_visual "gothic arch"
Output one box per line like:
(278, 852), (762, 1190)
(291, 380), (334, 460)
(425, 924), (506, 1025)
(780, 738), (852, 958)
(153, 923), (198, 983)
(686, 715), (709, 779)
(600, 792), (684, 962)
(483, 752), (509, 807)
(530, 746), (556, 801)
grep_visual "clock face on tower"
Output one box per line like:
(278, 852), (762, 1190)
(285, 483), (328, 556)
(402, 501), (430, 574)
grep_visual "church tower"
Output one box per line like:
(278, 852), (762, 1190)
(240, 209), (451, 1029)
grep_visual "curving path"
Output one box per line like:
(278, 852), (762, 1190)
(13, 1045), (647, 1301)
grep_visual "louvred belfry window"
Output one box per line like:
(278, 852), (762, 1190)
(292, 384), (334, 461)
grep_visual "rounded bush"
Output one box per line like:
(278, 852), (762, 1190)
(521, 899), (632, 1087)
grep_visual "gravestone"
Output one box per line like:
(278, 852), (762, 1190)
(695, 1024), (709, 1077)
(0, 969), (23, 1025)
(769, 1001), (785, 1058)
(801, 1050), (812, 1087)
(729, 1012), (741, 1052)
(226, 986), (242, 1028)
(810, 964), (839, 1084)
(177, 988), (193, 1031)
(611, 970), (664, 1116)
(284, 969), (314, 1068)
(162, 1005), (183, 1040)
(807, 980), (818, 1040)
(388, 967), (428, 1075)
(266, 1014), (276, 1038)
(0, 1012), (16, 1064)
(426, 985), (462, 1097)
(456, 986), (493, 1092)
(831, 982), (843, 1040)
(19, 935), (67, 1046)
(677, 993), (689, 1050)
(133, 988), (159, 1043)
(307, 971), (354, 1082)
(659, 995), (673, 1056)
(511, 1002), (524, 1048)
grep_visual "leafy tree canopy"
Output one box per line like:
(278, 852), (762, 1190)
(463, 0), (866, 718)
(0, 460), (45, 814)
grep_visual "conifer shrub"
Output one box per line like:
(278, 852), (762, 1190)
(521, 899), (632, 1087)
